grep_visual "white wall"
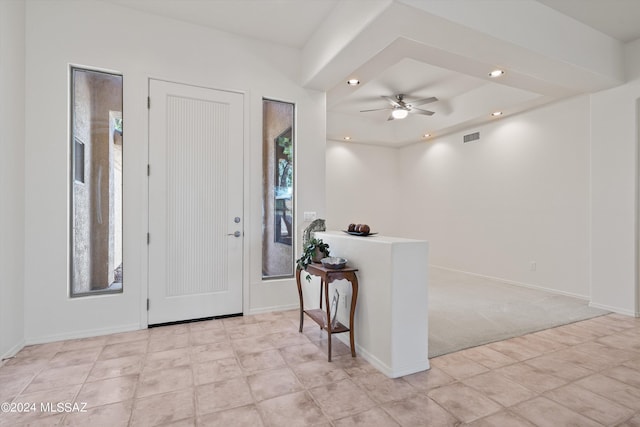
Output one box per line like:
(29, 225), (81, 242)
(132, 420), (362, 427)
(328, 95), (592, 299)
(325, 141), (399, 234)
(0, 0), (26, 359)
(589, 39), (640, 316)
(24, 0), (326, 343)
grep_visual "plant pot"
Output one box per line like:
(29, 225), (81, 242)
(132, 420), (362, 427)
(312, 248), (326, 263)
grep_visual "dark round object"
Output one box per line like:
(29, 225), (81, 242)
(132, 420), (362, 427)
(348, 223), (356, 232)
(360, 224), (370, 234)
(355, 224), (363, 232)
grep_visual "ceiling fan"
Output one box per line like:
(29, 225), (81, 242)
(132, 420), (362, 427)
(360, 94), (438, 121)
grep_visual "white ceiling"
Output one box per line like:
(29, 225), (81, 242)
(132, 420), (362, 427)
(102, 0), (640, 147)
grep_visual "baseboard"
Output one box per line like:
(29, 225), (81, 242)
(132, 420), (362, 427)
(1, 339), (26, 363)
(335, 335), (430, 378)
(589, 302), (638, 317)
(431, 265), (590, 301)
(25, 323), (142, 346)
(246, 303), (299, 316)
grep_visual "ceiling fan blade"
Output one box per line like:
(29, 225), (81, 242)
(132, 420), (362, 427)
(411, 108), (435, 116)
(410, 96), (438, 106)
(381, 95), (402, 108)
(387, 113), (396, 121)
(360, 107), (392, 113)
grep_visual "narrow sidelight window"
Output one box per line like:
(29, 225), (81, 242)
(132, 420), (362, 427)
(70, 67), (123, 296)
(262, 99), (295, 279)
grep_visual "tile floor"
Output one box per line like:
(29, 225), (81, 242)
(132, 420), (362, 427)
(1, 310), (640, 426)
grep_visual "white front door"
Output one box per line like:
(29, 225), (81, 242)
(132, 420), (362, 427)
(148, 79), (244, 325)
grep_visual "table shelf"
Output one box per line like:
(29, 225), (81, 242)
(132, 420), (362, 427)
(304, 309), (350, 334)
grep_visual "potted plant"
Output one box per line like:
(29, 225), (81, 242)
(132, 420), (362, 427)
(296, 237), (330, 280)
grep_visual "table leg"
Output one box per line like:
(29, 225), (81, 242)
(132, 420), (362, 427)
(324, 278), (332, 362)
(296, 268), (304, 333)
(349, 273), (358, 358)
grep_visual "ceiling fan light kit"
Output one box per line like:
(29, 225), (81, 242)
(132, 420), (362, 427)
(361, 94), (438, 121)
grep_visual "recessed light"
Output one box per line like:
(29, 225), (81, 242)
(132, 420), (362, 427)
(346, 79), (360, 86)
(423, 133), (431, 138)
(491, 111), (503, 117)
(489, 69), (505, 78)
(343, 136), (351, 141)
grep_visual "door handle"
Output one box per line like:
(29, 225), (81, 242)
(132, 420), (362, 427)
(228, 231), (241, 237)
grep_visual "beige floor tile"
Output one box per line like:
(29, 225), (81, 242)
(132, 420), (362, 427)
(310, 336), (352, 359)
(48, 347), (102, 368)
(334, 407), (400, 427)
(148, 333), (190, 353)
(462, 371), (536, 407)
(427, 382), (502, 423)
(429, 352), (489, 380)
(105, 329), (149, 345)
(23, 363), (92, 393)
(332, 354), (380, 378)
(136, 365), (193, 398)
(278, 343), (326, 365)
(190, 342), (235, 364)
(247, 367), (304, 402)
(257, 391), (328, 426)
(225, 323), (265, 340)
(193, 357), (243, 385)
(603, 365), (640, 388)
(464, 410), (536, 427)
(618, 414), (640, 427)
(309, 379), (376, 420)
(259, 318), (299, 334)
(238, 349), (286, 373)
(130, 389), (194, 427)
(574, 373), (640, 410)
(61, 399), (133, 426)
(266, 330), (313, 349)
(190, 329), (228, 346)
(352, 372), (417, 404)
(188, 319), (225, 332)
(232, 336), (276, 357)
(149, 323), (189, 337)
(4, 384), (81, 426)
(458, 345), (518, 369)
(88, 354), (144, 381)
(624, 357), (640, 370)
(598, 332), (640, 352)
(572, 341), (639, 367)
(196, 377), (253, 415)
(524, 353), (594, 381)
(532, 326), (591, 346)
(60, 335), (109, 352)
(400, 367), (455, 392)
(495, 362), (567, 394)
(99, 340), (148, 360)
(292, 360), (349, 388)
(157, 418), (195, 427)
(544, 382), (633, 425)
(559, 323), (607, 340)
(0, 371), (35, 402)
(510, 396), (603, 427)
(485, 337), (542, 362)
(77, 374), (138, 408)
(382, 393), (459, 426)
(222, 315), (260, 327)
(143, 347), (191, 373)
(196, 404), (264, 427)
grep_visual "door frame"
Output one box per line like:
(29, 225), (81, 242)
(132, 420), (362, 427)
(142, 76), (251, 327)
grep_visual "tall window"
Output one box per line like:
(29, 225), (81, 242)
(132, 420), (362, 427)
(70, 67), (123, 296)
(262, 99), (295, 279)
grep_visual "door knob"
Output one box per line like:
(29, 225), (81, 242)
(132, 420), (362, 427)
(228, 231), (241, 237)
(234, 217), (241, 223)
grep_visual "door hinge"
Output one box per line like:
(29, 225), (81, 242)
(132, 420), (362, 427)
(147, 96), (150, 109)
(147, 233), (150, 244)
(146, 298), (150, 311)
(147, 164), (150, 176)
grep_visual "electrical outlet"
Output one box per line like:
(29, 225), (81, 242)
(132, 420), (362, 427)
(303, 211), (317, 221)
(530, 261), (537, 271)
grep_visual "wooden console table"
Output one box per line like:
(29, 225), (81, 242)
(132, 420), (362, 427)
(296, 263), (358, 362)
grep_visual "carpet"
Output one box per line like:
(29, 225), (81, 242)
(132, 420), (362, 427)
(428, 267), (609, 358)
